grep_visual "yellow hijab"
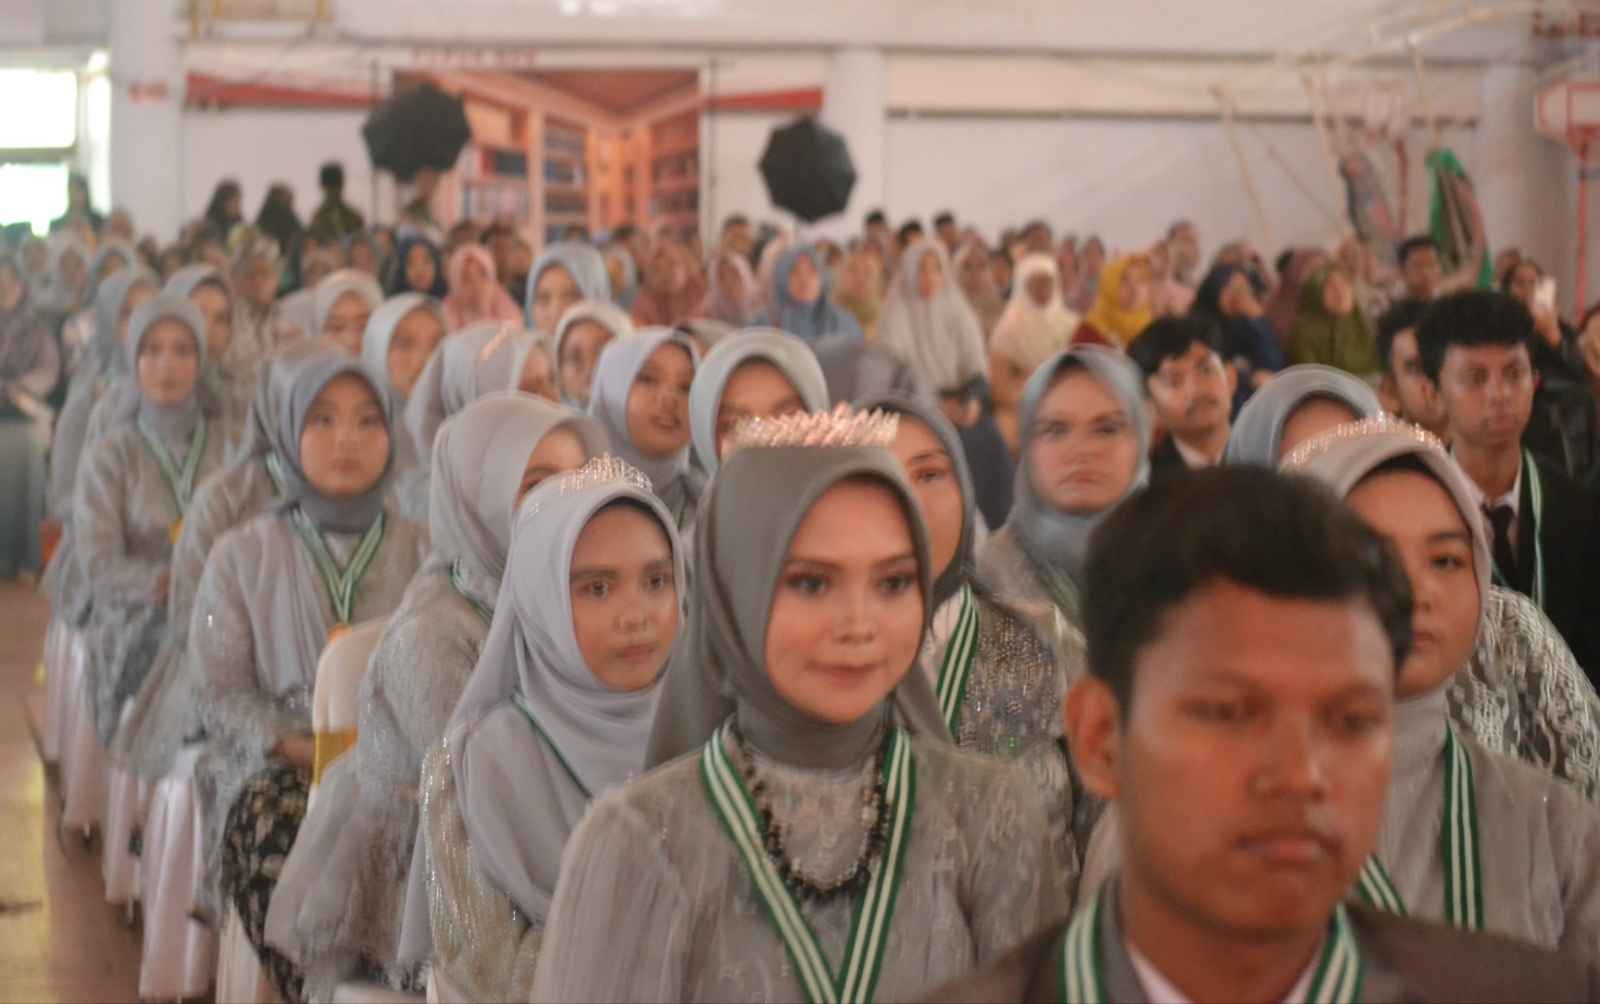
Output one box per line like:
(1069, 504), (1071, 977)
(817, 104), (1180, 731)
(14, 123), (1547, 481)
(1082, 253), (1154, 347)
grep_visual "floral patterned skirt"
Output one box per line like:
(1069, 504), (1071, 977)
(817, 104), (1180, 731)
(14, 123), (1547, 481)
(221, 762), (310, 1004)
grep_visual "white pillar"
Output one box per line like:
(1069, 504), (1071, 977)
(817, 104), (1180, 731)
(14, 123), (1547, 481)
(1475, 61), (1573, 305)
(820, 46), (887, 233)
(110, 0), (183, 241)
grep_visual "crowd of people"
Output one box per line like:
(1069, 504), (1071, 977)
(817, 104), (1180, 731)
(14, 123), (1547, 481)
(3, 156), (1600, 1003)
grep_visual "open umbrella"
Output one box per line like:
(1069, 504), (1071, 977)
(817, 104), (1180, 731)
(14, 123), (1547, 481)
(759, 117), (856, 223)
(362, 81), (472, 183)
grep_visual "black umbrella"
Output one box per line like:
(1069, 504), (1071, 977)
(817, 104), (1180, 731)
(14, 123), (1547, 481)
(362, 82), (472, 183)
(759, 117), (856, 223)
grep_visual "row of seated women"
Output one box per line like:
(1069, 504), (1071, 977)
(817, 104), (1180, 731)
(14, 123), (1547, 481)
(42, 236), (1600, 1002)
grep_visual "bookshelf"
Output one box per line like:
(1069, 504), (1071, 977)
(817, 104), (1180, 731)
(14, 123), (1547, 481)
(648, 108), (700, 239)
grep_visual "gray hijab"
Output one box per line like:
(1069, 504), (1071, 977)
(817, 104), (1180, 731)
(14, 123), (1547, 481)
(587, 327), (699, 511)
(680, 438), (939, 770)
(811, 334), (925, 404)
(360, 292), (443, 399)
(1007, 345), (1151, 583)
(552, 300), (635, 406)
(124, 292), (209, 443)
(874, 242), (988, 394)
(1223, 363), (1383, 467)
(274, 345), (397, 533)
(525, 243), (613, 332)
(1286, 420), (1491, 647)
(403, 321), (536, 468)
(428, 392), (608, 595)
(687, 328), (829, 475)
(93, 269), (160, 375)
(165, 263), (233, 309)
(447, 461), (686, 919)
(857, 393), (976, 610)
(313, 269), (384, 339)
(226, 339), (332, 469)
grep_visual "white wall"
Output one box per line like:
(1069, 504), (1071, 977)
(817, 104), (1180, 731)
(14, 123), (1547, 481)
(179, 106), (395, 229)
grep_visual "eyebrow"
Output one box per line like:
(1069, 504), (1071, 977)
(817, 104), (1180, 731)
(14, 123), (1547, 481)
(905, 449), (951, 466)
(1425, 530), (1474, 547)
(782, 551), (918, 572)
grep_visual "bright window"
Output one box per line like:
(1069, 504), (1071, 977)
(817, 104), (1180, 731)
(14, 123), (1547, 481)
(0, 70), (78, 150)
(0, 163), (69, 235)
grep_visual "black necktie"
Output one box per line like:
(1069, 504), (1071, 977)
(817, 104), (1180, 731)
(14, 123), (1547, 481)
(1486, 504), (1518, 586)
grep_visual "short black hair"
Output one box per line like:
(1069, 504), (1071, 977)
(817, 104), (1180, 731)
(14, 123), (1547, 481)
(865, 209), (887, 227)
(1273, 248), (1295, 277)
(1125, 315), (1223, 382)
(613, 224), (638, 243)
(1414, 290), (1534, 384)
(933, 211), (955, 228)
(1082, 467), (1414, 712)
(319, 162), (344, 190)
(896, 221), (924, 248)
(1374, 298), (1429, 376)
(1397, 235), (1439, 266)
(721, 213), (749, 233)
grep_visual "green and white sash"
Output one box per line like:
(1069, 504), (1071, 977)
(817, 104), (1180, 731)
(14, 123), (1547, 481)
(291, 508), (386, 626)
(139, 413), (208, 514)
(265, 452), (287, 496)
(700, 721), (916, 1004)
(511, 694), (590, 798)
(1354, 726), (1482, 930)
(1058, 886), (1365, 1003)
(450, 559), (493, 626)
(935, 584), (980, 734)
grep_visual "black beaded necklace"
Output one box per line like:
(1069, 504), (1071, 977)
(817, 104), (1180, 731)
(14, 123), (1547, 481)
(730, 718), (892, 905)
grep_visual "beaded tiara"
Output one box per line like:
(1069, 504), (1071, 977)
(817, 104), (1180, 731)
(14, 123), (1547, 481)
(517, 453), (652, 525)
(727, 403), (899, 454)
(1281, 415), (1446, 470)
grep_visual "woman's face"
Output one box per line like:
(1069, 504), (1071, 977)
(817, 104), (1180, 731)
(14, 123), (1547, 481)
(404, 244), (437, 293)
(714, 360), (806, 459)
(1116, 262), (1153, 312)
(1346, 469), (1480, 698)
(324, 291), (374, 355)
(387, 307), (446, 398)
(959, 249), (990, 294)
(889, 416), (964, 583)
(533, 265), (582, 335)
(237, 257), (279, 309)
(459, 255), (491, 297)
(625, 342), (694, 457)
(1278, 396), (1360, 461)
(1028, 369), (1141, 514)
(190, 284), (233, 361)
(0, 264), (24, 311)
(61, 251), (89, 293)
(1321, 269), (1356, 316)
(559, 320), (614, 405)
(1219, 271), (1261, 318)
(764, 480), (924, 725)
(569, 504), (679, 692)
(786, 254), (823, 305)
(914, 251), (944, 300)
(519, 345), (558, 402)
(298, 373), (390, 497)
(1083, 239), (1106, 272)
(647, 246), (682, 294)
(136, 319), (201, 408)
(1026, 271), (1055, 308)
(516, 425), (588, 502)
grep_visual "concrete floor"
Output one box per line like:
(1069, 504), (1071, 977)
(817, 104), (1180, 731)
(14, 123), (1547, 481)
(0, 581), (141, 1003)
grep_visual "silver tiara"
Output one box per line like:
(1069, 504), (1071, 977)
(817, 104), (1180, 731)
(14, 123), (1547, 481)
(519, 454), (652, 524)
(728, 403), (899, 453)
(1282, 415), (1446, 470)
(476, 324), (521, 363)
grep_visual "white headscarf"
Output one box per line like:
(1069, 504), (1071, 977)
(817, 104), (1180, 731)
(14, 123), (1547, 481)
(991, 254), (1079, 375)
(874, 242), (988, 394)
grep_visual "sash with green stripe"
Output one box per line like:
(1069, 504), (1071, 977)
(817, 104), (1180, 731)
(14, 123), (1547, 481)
(935, 584), (980, 734)
(511, 694), (590, 798)
(1353, 726), (1482, 930)
(450, 559), (493, 626)
(265, 452), (287, 496)
(1058, 886), (1364, 1003)
(700, 721), (916, 1004)
(138, 413), (208, 514)
(290, 508), (386, 626)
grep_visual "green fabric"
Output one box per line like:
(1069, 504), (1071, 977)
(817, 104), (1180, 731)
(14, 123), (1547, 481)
(1427, 148), (1493, 289)
(1288, 266), (1380, 377)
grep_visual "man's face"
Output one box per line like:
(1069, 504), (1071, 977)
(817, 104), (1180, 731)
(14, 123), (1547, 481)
(1437, 343), (1536, 453)
(1067, 580), (1394, 941)
(1145, 342), (1234, 442)
(1379, 328), (1446, 435)
(1403, 247), (1443, 301)
(936, 221), (959, 251)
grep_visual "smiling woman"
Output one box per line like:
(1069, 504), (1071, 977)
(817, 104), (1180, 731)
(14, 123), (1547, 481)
(587, 327), (700, 530)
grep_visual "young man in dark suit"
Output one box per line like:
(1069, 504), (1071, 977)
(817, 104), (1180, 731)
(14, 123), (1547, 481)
(1126, 317), (1236, 480)
(925, 469), (1597, 1003)
(1416, 290), (1600, 678)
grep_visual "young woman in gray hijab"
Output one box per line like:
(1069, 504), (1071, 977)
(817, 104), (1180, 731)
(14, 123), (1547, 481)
(1221, 362), (1383, 467)
(112, 340), (326, 783)
(356, 293), (447, 518)
(310, 268), (383, 357)
(978, 346), (1150, 660)
(588, 326), (701, 530)
(0, 253), (58, 580)
(687, 327), (829, 477)
(188, 347), (428, 1001)
(551, 299), (635, 408)
(166, 263), (250, 445)
(263, 394), (607, 1000)
(76, 294), (232, 746)
(58, 241), (137, 376)
(525, 241), (614, 336)
(395, 321), (551, 519)
(534, 408), (1065, 1003)
(413, 454), (684, 1001)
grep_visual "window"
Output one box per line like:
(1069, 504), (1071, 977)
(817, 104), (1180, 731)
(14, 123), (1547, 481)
(0, 71), (77, 150)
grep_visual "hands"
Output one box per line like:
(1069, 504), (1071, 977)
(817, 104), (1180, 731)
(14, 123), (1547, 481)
(274, 732), (316, 770)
